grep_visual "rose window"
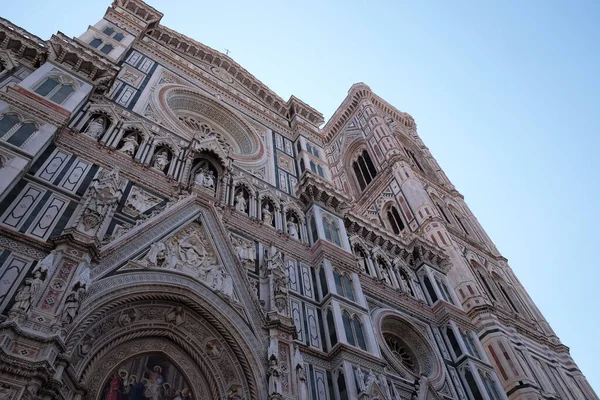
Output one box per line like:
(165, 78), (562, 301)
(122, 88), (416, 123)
(384, 333), (417, 372)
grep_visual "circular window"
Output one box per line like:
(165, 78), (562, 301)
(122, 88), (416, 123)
(384, 332), (417, 372)
(157, 85), (265, 161)
(374, 310), (443, 382)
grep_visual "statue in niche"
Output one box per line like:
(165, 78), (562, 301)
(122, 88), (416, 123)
(84, 117), (105, 139)
(262, 206), (273, 226)
(194, 167), (215, 190)
(267, 356), (283, 396)
(80, 335), (93, 355)
(60, 286), (85, 325)
(287, 220), (299, 239)
(118, 134), (139, 156)
(235, 192), (247, 213)
(11, 269), (45, 314)
(221, 272), (234, 297)
(153, 150), (170, 172)
(297, 364), (309, 400)
(266, 245), (284, 275)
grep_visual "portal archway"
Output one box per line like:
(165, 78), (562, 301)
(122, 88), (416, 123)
(65, 275), (266, 400)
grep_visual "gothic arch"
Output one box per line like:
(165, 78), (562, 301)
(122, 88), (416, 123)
(65, 275), (266, 400)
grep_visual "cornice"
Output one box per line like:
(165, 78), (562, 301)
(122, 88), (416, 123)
(134, 39), (295, 137)
(0, 86), (70, 126)
(146, 24), (323, 127)
(48, 33), (119, 83)
(296, 171), (352, 215)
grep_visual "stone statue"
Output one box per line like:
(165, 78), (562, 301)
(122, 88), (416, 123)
(118, 134), (139, 156)
(12, 270), (44, 313)
(365, 369), (378, 391)
(297, 365), (309, 400)
(84, 117), (105, 139)
(355, 368), (366, 393)
(147, 241), (167, 267)
(235, 192), (247, 213)
(195, 167), (215, 190)
(287, 220), (299, 239)
(267, 357), (282, 395)
(262, 206), (273, 226)
(153, 150), (169, 171)
(165, 306), (184, 325)
(61, 286), (85, 325)
(221, 272), (234, 297)
(178, 231), (207, 268)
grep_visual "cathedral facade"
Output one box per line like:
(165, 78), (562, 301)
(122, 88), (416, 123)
(0, 1), (596, 400)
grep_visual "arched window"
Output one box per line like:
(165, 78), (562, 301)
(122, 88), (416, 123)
(306, 143), (312, 153)
(326, 309), (337, 348)
(299, 158), (305, 172)
(352, 317), (367, 351)
(0, 114), (37, 148)
(103, 27), (115, 36)
(423, 275), (438, 304)
(342, 275), (355, 302)
(317, 164), (324, 177)
(35, 77), (59, 96)
(386, 205), (405, 234)
(479, 371), (502, 400)
(462, 331), (480, 358)
(34, 77), (75, 105)
(0, 114), (20, 137)
(342, 312), (367, 351)
(342, 312), (354, 346)
(89, 38), (103, 48)
(453, 211), (470, 236)
(319, 267), (328, 297)
(100, 44), (114, 54)
(405, 147), (424, 172)
(309, 160), (317, 173)
(352, 150), (377, 190)
(323, 217), (341, 247)
(464, 368), (484, 400)
(337, 370), (348, 400)
(446, 327), (462, 358)
(114, 33), (124, 42)
(436, 276), (454, 304)
(435, 202), (451, 224)
(333, 270), (355, 301)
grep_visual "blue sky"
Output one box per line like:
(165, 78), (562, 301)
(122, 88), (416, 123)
(4, 0), (599, 393)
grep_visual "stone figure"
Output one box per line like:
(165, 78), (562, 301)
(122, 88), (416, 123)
(84, 117), (105, 139)
(178, 231), (207, 267)
(287, 220), (299, 239)
(80, 335), (93, 355)
(147, 241), (167, 267)
(221, 272), (234, 297)
(365, 369), (378, 391)
(119, 134), (139, 156)
(355, 368), (366, 393)
(235, 192), (247, 213)
(165, 306), (184, 325)
(153, 150), (169, 172)
(262, 206), (273, 226)
(61, 286), (85, 325)
(36, 252), (54, 275)
(267, 357), (282, 395)
(12, 270), (44, 313)
(297, 365), (309, 400)
(195, 167), (215, 190)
